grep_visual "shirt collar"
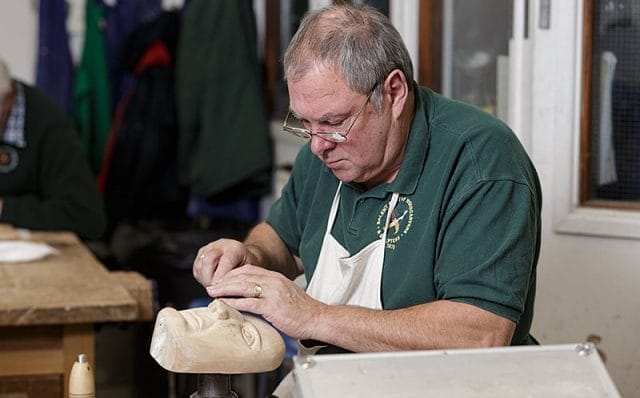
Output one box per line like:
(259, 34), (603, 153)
(2, 82), (26, 148)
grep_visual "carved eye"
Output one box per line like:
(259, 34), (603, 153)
(241, 323), (261, 350)
(242, 327), (255, 347)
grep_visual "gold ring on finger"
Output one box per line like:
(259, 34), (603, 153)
(253, 284), (263, 298)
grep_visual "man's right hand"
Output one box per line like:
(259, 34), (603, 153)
(193, 239), (257, 287)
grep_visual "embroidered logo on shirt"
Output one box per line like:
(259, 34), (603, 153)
(376, 196), (414, 250)
(0, 145), (19, 173)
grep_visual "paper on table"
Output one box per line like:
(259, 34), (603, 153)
(0, 240), (57, 263)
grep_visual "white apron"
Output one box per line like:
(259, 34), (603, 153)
(273, 183), (399, 398)
(300, 182), (399, 355)
(274, 184), (399, 397)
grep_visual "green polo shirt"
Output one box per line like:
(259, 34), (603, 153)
(267, 85), (541, 348)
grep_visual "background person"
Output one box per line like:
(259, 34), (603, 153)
(193, 3), (541, 357)
(0, 57), (106, 239)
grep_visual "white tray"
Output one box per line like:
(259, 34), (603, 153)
(292, 343), (620, 398)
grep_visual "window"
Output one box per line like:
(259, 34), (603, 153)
(419, 0), (512, 123)
(581, 0), (640, 209)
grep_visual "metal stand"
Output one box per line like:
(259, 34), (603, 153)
(190, 374), (238, 398)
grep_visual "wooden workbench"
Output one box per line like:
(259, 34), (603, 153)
(0, 230), (152, 398)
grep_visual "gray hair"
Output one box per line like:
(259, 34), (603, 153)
(283, 4), (414, 111)
(0, 57), (11, 98)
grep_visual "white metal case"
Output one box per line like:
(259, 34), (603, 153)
(291, 343), (620, 398)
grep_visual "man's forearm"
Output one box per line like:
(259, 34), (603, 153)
(244, 222), (303, 280)
(311, 300), (515, 353)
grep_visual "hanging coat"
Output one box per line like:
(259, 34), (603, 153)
(176, 0), (272, 200)
(72, 0), (112, 174)
(101, 11), (186, 229)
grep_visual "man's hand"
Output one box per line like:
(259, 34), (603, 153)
(193, 239), (257, 287)
(206, 265), (325, 340)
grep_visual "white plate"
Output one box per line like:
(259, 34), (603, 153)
(0, 240), (57, 263)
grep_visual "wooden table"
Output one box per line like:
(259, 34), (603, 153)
(0, 231), (152, 398)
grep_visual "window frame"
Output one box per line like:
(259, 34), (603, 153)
(578, 0), (640, 211)
(554, 0), (640, 239)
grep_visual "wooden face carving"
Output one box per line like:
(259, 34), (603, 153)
(149, 300), (285, 374)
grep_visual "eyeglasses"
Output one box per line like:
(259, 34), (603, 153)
(282, 84), (377, 143)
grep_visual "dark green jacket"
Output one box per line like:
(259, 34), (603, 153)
(0, 82), (107, 239)
(176, 0), (272, 198)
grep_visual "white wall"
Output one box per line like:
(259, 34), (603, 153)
(0, 1), (38, 83)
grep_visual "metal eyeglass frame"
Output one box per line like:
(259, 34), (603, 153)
(282, 83), (378, 143)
